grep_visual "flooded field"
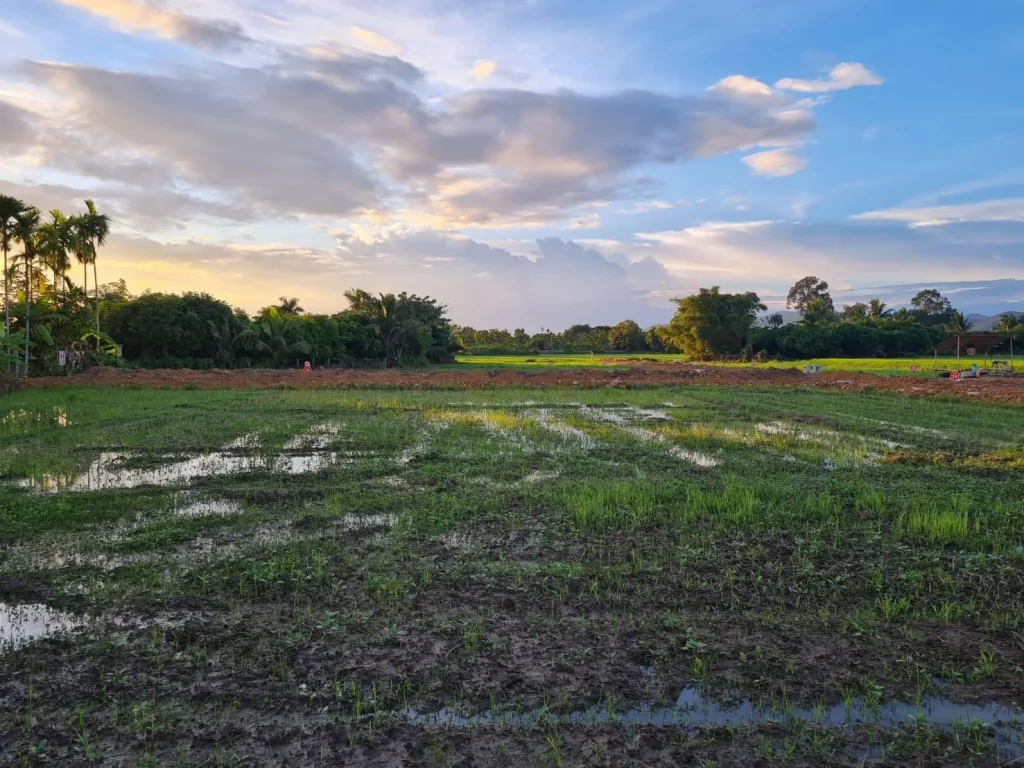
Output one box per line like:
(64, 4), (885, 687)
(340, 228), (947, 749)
(0, 385), (1022, 765)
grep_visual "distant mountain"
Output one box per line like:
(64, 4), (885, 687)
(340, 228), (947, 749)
(968, 312), (1023, 331)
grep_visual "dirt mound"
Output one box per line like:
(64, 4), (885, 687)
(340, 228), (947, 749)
(19, 364), (1024, 404)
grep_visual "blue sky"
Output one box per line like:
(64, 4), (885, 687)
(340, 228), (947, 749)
(0, 0), (1022, 329)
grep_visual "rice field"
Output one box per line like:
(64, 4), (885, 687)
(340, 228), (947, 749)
(1, 385), (1022, 766)
(454, 353), (1000, 375)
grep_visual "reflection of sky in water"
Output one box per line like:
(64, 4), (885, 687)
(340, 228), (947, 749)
(0, 603), (80, 651)
(406, 687), (1024, 759)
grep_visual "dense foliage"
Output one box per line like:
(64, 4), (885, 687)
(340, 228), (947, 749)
(102, 290), (458, 369)
(457, 284), (1016, 361)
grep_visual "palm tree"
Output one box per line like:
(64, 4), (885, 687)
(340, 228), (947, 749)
(867, 299), (892, 320)
(258, 308), (311, 367)
(209, 313), (259, 367)
(944, 310), (973, 368)
(13, 208), (41, 375)
(891, 307), (913, 324)
(74, 200), (110, 332)
(945, 310), (972, 336)
(1, 195), (30, 355)
(37, 210), (76, 297)
(276, 296), (304, 315)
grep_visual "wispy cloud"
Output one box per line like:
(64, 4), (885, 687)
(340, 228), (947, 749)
(776, 62), (883, 93)
(852, 198), (1024, 227)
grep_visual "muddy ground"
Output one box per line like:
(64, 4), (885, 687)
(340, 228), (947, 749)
(1, 388), (1021, 766)
(23, 363), (1024, 405)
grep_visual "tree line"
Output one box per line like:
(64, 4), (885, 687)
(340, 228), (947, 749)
(3, 191), (1019, 374)
(460, 281), (1021, 360)
(1, 193), (460, 374)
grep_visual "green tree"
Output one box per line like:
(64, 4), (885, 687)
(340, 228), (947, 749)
(801, 296), (835, 325)
(209, 312), (260, 367)
(787, 276), (834, 316)
(765, 312), (785, 329)
(258, 308), (311, 367)
(840, 303), (868, 322)
(945, 310), (972, 335)
(910, 288), (953, 326)
(663, 287), (765, 359)
(37, 210), (76, 296)
(1, 195), (30, 354)
(73, 200), (111, 333)
(867, 299), (892, 320)
(996, 312), (1023, 332)
(608, 319), (645, 351)
(13, 208), (41, 375)
(276, 296), (305, 315)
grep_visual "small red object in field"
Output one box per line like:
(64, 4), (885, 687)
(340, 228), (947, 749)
(304, 361), (312, 373)
(950, 370), (961, 382)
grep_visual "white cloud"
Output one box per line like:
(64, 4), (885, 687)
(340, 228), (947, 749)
(472, 59), (497, 81)
(775, 62), (883, 93)
(851, 198), (1024, 228)
(742, 148), (808, 177)
(708, 75), (774, 98)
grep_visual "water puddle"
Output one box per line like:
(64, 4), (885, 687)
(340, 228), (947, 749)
(20, 444), (348, 493)
(175, 497), (244, 518)
(402, 688), (1024, 757)
(533, 409), (596, 450)
(0, 603), (81, 651)
(586, 407), (720, 468)
(282, 422), (344, 450)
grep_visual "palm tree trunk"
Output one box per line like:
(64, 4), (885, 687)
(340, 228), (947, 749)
(23, 257), (30, 376)
(2, 241), (8, 335)
(3, 243), (9, 365)
(93, 259), (100, 332)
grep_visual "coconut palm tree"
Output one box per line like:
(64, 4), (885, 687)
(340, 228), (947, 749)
(13, 207), (41, 375)
(259, 308), (311, 367)
(73, 200), (110, 332)
(867, 299), (892, 320)
(209, 313), (260, 367)
(945, 310), (972, 335)
(276, 296), (305, 315)
(1, 195), (30, 354)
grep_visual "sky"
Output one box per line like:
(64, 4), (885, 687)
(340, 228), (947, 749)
(0, 0), (1022, 329)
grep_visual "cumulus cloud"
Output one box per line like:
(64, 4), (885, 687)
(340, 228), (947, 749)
(53, 0), (251, 49)
(708, 75), (774, 99)
(741, 148), (808, 177)
(12, 49), (817, 229)
(851, 198), (1024, 228)
(775, 62), (883, 93)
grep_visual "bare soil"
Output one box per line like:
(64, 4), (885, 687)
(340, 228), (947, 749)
(23, 363), (1024, 404)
